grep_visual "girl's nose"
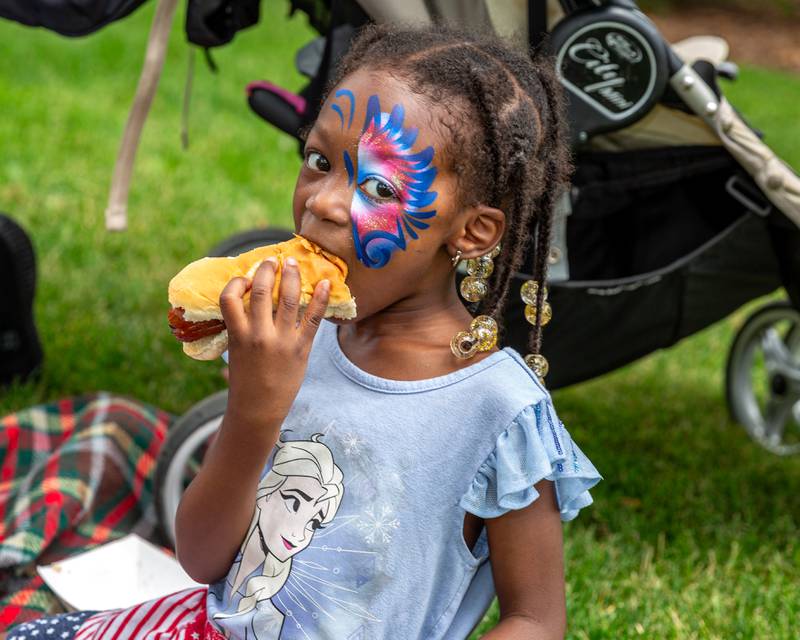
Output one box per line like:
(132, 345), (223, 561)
(305, 184), (351, 227)
(291, 525), (308, 543)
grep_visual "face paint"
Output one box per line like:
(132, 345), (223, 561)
(343, 149), (355, 185)
(330, 90), (438, 269)
(331, 88), (355, 130)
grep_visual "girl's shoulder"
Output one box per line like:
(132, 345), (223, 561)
(458, 352), (603, 523)
(476, 345), (550, 399)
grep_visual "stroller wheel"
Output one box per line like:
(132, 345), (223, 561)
(206, 227), (294, 257)
(726, 300), (800, 456)
(154, 390), (228, 548)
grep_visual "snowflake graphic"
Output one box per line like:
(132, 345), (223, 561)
(356, 504), (400, 544)
(342, 432), (362, 456)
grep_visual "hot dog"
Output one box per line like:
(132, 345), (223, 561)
(168, 235), (356, 360)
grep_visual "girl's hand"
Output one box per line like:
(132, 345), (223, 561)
(219, 256), (330, 442)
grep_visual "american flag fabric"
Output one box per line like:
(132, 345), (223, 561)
(1, 392), (175, 632)
(6, 609), (98, 639)
(6, 588), (225, 639)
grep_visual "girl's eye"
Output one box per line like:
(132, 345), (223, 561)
(361, 177), (397, 200)
(280, 491), (300, 513)
(307, 519), (325, 532)
(305, 151), (331, 172)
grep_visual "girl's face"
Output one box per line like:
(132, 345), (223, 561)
(293, 68), (462, 320)
(257, 475), (329, 562)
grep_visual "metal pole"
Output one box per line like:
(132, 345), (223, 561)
(105, 0), (180, 231)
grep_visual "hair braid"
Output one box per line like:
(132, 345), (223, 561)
(526, 58), (571, 354)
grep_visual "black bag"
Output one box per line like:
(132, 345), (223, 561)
(0, 0), (149, 37)
(185, 0), (260, 48)
(0, 214), (43, 388)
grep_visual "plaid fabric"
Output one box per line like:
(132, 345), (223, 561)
(0, 392), (175, 631)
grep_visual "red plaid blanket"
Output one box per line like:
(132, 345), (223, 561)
(0, 392), (175, 631)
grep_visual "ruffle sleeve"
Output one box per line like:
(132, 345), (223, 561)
(459, 397), (602, 522)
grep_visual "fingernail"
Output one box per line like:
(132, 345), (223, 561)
(265, 257), (278, 268)
(320, 279), (330, 292)
(286, 257), (298, 267)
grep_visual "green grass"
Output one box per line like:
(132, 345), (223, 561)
(1, 6), (799, 638)
(0, 4), (309, 413)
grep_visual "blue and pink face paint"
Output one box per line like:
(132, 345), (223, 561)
(330, 89), (438, 269)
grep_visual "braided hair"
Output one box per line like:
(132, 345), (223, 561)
(325, 24), (572, 358)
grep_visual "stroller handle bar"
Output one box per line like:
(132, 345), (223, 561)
(671, 63), (800, 227)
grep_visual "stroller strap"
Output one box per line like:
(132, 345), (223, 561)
(713, 99), (800, 229)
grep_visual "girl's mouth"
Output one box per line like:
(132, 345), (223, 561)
(281, 536), (296, 550)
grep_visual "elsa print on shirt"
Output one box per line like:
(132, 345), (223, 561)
(211, 434), (345, 639)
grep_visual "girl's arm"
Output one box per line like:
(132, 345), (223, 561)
(174, 257), (330, 584)
(480, 479), (566, 640)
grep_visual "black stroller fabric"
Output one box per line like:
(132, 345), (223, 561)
(0, 214), (43, 387)
(185, 0), (260, 48)
(0, 0), (149, 36)
(503, 145), (792, 389)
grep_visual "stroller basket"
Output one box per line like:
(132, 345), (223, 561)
(504, 145), (789, 389)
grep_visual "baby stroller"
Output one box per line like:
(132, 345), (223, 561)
(154, 0), (800, 547)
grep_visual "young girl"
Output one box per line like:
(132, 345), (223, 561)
(5, 23), (601, 640)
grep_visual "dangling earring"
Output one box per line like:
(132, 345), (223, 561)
(459, 243), (501, 301)
(451, 249), (463, 268)
(451, 244), (501, 359)
(520, 279), (552, 380)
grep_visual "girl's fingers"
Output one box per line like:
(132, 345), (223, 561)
(249, 258), (277, 327)
(219, 276), (250, 337)
(275, 256), (301, 332)
(300, 279), (330, 344)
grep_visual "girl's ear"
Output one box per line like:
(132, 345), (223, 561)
(450, 204), (506, 259)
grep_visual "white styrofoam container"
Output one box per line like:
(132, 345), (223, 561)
(37, 534), (204, 611)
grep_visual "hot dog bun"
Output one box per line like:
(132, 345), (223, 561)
(168, 235), (356, 360)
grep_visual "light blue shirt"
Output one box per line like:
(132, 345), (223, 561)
(208, 320), (601, 639)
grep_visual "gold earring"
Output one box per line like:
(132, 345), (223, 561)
(459, 244), (500, 302)
(451, 244), (501, 359)
(520, 279), (552, 380)
(451, 249), (463, 268)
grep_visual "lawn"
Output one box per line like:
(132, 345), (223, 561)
(1, 4), (799, 639)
